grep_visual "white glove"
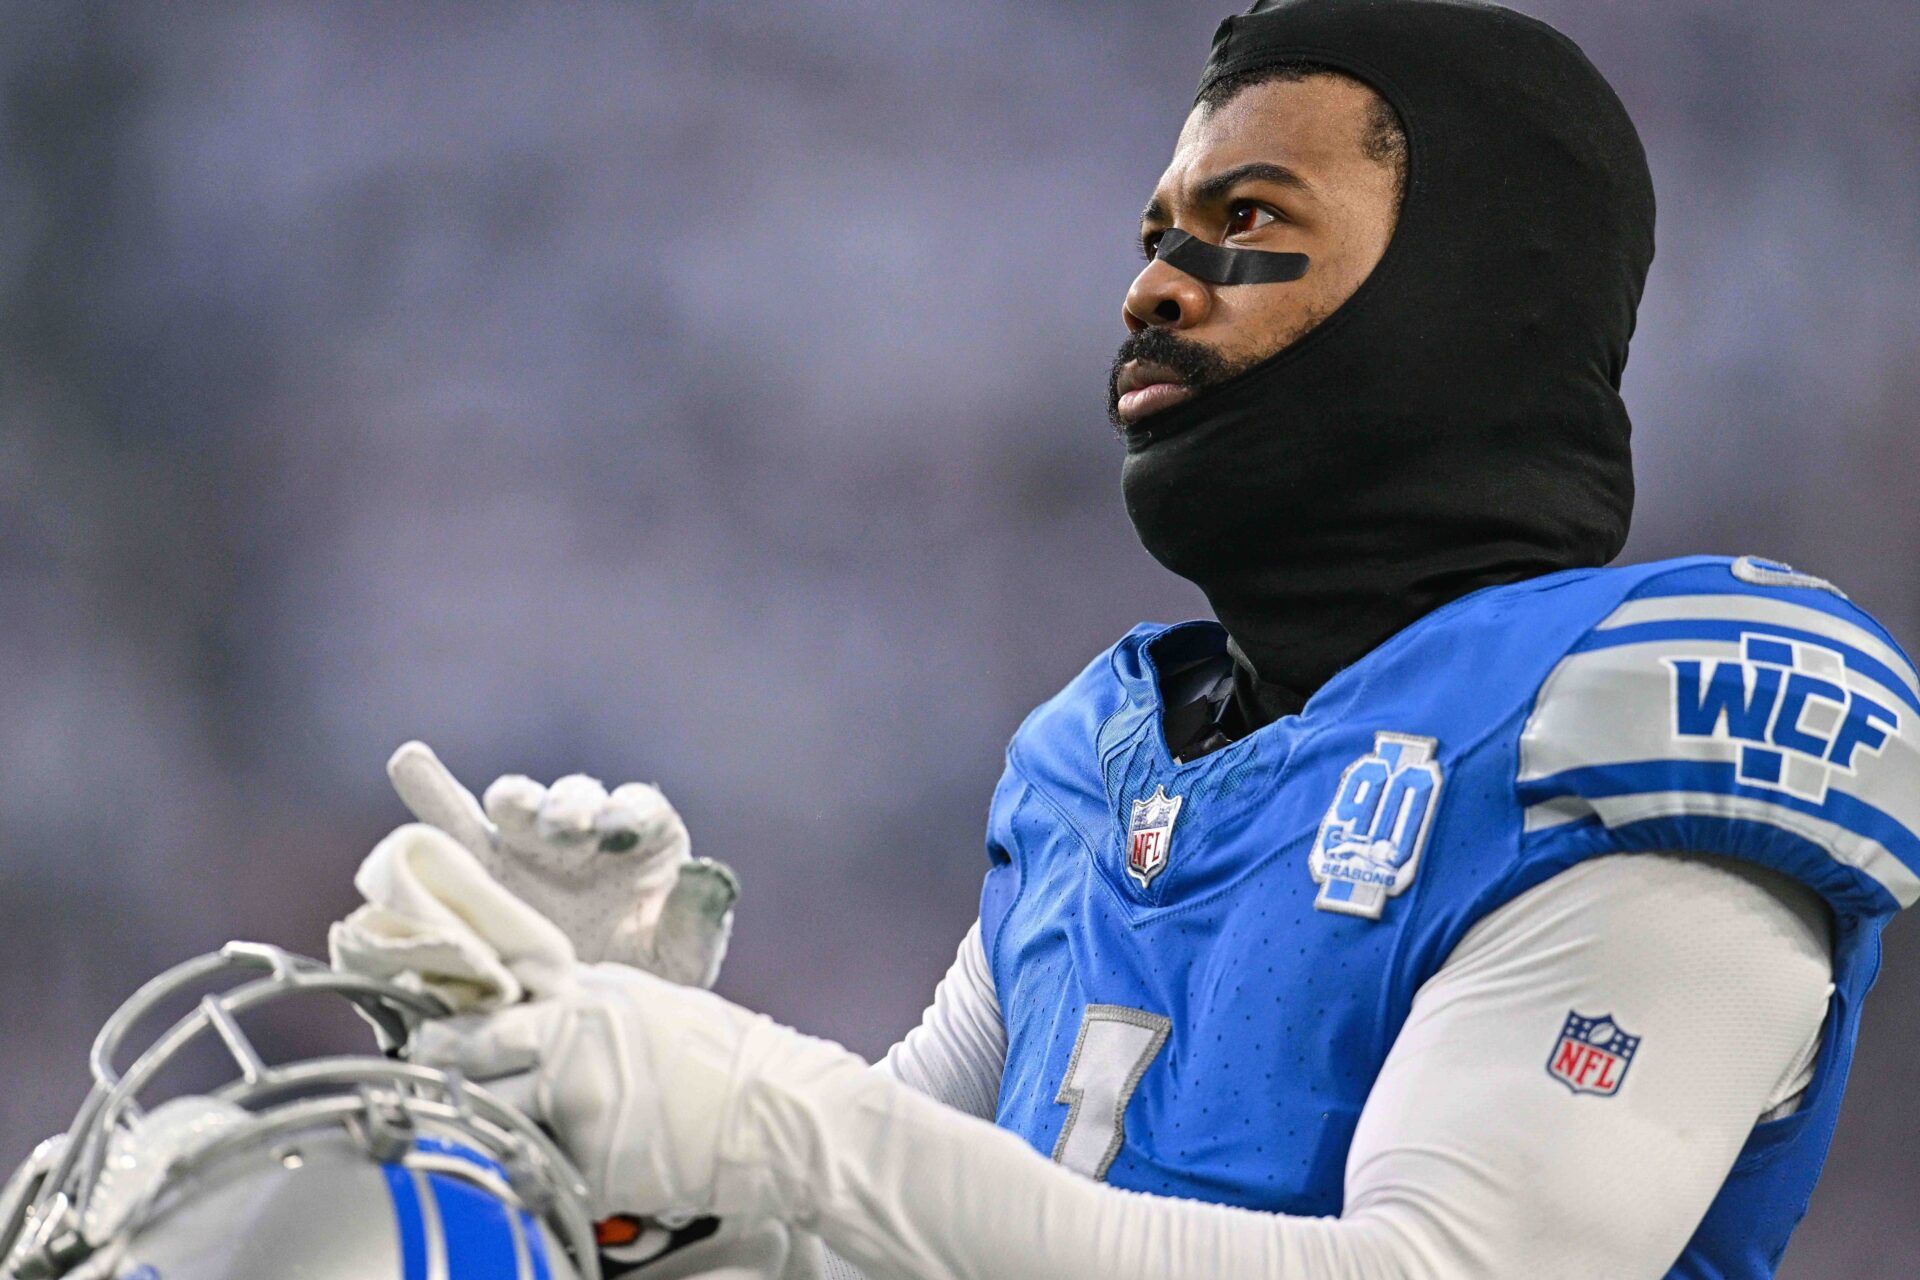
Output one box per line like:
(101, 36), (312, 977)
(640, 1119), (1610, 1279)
(386, 741), (738, 986)
(410, 960), (867, 1224)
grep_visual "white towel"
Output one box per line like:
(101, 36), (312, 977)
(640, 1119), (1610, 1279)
(329, 823), (576, 1011)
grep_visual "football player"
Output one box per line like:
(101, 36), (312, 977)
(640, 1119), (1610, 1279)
(336, 1), (1918, 1277)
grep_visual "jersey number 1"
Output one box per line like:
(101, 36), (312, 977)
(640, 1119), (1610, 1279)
(1051, 1004), (1171, 1181)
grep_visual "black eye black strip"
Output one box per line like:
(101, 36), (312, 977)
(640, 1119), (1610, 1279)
(1152, 228), (1309, 285)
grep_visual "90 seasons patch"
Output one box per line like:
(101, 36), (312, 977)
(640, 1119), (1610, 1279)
(1311, 732), (1444, 919)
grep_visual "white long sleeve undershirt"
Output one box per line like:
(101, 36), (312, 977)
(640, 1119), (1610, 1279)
(877, 920), (1006, 1122)
(802, 852), (1832, 1280)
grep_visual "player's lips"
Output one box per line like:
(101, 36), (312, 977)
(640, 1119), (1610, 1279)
(1114, 360), (1193, 425)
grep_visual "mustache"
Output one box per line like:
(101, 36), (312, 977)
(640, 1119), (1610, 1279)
(1107, 328), (1236, 428)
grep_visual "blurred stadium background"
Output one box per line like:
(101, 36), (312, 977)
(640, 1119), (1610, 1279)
(2, 2), (1915, 1272)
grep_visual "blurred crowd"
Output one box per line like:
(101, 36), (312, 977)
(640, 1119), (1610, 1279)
(2, 3), (1915, 1273)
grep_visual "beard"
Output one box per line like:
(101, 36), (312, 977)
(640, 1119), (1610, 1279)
(1106, 326), (1253, 430)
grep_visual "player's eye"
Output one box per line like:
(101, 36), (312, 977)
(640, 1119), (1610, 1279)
(1141, 228), (1165, 261)
(1224, 200), (1277, 238)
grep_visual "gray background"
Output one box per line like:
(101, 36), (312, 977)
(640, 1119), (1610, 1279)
(2, 2), (1915, 1273)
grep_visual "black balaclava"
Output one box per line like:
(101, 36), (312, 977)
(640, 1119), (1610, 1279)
(1121, 0), (1654, 730)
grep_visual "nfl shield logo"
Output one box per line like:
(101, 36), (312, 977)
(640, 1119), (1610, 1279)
(1547, 1011), (1641, 1097)
(1125, 785), (1184, 889)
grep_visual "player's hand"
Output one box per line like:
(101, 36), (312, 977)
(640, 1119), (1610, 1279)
(386, 741), (738, 987)
(409, 960), (863, 1223)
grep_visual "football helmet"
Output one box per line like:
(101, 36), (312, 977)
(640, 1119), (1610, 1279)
(0, 941), (601, 1280)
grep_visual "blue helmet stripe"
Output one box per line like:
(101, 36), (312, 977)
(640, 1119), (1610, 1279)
(519, 1210), (553, 1280)
(430, 1170), (522, 1280)
(381, 1163), (430, 1280)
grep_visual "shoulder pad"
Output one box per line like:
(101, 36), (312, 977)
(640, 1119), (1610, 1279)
(1517, 557), (1920, 914)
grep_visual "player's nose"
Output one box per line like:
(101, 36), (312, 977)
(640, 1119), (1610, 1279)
(1123, 254), (1213, 333)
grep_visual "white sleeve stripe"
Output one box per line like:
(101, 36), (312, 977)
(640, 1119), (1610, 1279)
(1597, 593), (1919, 699)
(1521, 788), (1920, 906)
(1522, 794), (1600, 832)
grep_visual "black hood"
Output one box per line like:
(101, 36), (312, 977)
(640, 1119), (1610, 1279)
(1121, 0), (1655, 724)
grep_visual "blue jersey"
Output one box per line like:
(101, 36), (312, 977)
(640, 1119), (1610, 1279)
(979, 556), (1918, 1278)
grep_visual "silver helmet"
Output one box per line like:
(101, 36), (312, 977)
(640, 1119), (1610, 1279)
(0, 942), (601, 1280)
